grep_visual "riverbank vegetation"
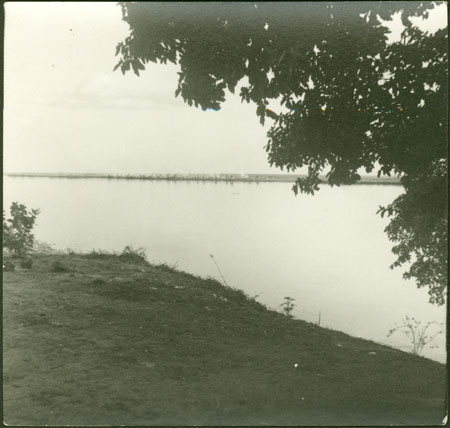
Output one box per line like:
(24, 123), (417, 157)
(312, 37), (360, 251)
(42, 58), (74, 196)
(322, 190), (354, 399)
(3, 202), (39, 259)
(3, 251), (446, 425)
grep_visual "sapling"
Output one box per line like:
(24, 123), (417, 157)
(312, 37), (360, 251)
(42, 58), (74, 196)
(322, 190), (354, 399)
(3, 202), (40, 258)
(387, 315), (443, 356)
(281, 296), (296, 318)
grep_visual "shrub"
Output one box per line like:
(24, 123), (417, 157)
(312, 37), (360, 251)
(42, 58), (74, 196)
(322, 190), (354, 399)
(3, 202), (40, 258)
(52, 261), (68, 273)
(280, 296), (296, 318)
(3, 261), (15, 272)
(119, 246), (148, 264)
(387, 315), (444, 356)
(20, 258), (33, 269)
(154, 262), (178, 273)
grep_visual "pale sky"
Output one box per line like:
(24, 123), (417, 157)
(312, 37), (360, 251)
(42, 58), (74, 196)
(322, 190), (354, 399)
(4, 2), (447, 174)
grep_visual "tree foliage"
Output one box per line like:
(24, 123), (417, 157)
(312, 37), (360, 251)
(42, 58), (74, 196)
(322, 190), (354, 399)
(3, 202), (40, 258)
(115, 2), (448, 304)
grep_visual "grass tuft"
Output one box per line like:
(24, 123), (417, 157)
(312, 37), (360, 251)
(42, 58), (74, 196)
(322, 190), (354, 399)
(51, 260), (69, 273)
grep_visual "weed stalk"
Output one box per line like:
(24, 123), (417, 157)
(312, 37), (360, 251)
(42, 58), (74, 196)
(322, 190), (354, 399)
(209, 254), (230, 287)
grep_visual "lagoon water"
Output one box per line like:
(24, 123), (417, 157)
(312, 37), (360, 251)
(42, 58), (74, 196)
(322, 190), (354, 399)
(3, 176), (446, 362)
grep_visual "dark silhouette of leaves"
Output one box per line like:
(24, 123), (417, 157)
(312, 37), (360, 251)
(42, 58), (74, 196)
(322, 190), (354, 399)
(115, 2), (447, 304)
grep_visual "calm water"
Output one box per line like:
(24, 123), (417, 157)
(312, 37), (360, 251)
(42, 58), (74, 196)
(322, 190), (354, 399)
(3, 176), (446, 362)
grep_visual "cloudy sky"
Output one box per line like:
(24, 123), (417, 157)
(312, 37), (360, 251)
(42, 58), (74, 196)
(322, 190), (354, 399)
(4, 2), (447, 174)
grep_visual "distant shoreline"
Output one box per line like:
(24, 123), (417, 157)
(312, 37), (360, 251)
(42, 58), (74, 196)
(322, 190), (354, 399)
(5, 172), (401, 185)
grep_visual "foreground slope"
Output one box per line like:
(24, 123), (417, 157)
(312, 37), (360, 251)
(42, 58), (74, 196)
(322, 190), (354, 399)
(3, 253), (446, 425)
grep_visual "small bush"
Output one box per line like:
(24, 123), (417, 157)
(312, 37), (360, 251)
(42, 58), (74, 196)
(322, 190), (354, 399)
(3, 202), (40, 258)
(33, 241), (56, 254)
(387, 315), (444, 356)
(3, 261), (15, 272)
(52, 261), (68, 273)
(154, 262), (178, 273)
(280, 297), (296, 318)
(20, 258), (33, 269)
(118, 246), (148, 264)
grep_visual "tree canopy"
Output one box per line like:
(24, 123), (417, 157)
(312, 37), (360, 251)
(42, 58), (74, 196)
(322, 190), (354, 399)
(115, 2), (448, 305)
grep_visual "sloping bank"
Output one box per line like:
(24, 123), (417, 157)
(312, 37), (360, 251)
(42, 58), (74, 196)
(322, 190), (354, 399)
(3, 252), (446, 425)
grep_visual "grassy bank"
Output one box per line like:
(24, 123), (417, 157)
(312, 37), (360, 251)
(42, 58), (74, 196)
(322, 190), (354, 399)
(3, 252), (446, 425)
